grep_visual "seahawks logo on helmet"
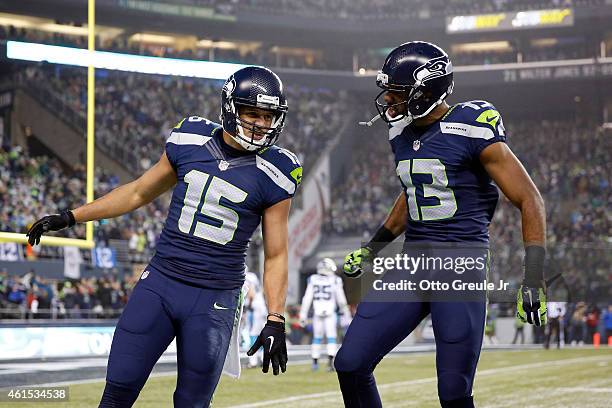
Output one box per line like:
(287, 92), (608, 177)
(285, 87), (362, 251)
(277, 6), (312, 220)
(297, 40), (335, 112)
(413, 56), (453, 85)
(223, 77), (236, 97)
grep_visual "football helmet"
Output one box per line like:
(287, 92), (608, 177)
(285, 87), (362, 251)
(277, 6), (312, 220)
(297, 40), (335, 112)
(316, 257), (337, 276)
(221, 66), (288, 151)
(375, 41), (454, 126)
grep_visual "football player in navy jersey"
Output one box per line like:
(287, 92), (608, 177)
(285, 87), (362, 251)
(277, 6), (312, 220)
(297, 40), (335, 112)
(26, 66), (302, 407)
(337, 42), (547, 407)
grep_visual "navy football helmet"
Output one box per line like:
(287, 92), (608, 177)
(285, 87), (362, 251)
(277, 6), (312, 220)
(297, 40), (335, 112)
(375, 41), (454, 125)
(221, 66), (288, 151)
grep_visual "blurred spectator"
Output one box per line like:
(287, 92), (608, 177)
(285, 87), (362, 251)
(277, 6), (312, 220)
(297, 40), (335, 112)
(602, 305), (612, 342)
(585, 305), (600, 344)
(545, 301), (566, 349)
(568, 302), (587, 345)
(512, 313), (525, 344)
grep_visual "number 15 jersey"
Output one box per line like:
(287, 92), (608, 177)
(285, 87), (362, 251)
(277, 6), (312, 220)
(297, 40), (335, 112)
(389, 100), (507, 243)
(150, 117), (302, 289)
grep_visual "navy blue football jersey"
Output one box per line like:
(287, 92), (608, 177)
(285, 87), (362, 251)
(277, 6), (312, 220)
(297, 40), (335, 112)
(389, 100), (506, 242)
(150, 116), (302, 289)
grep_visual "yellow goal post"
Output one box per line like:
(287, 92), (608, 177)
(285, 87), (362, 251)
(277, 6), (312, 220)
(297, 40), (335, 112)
(0, 0), (96, 249)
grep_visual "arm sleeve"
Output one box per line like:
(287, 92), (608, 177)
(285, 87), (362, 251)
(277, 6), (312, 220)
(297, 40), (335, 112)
(299, 279), (314, 321)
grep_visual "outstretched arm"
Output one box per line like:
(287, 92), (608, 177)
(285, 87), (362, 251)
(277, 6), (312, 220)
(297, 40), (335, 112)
(27, 153), (176, 245)
(73, 152), (177, 223)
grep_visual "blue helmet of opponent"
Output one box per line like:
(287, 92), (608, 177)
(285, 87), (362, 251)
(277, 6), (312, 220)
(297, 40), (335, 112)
(375, 41), (454, 125)
(221, 66), (288, 151)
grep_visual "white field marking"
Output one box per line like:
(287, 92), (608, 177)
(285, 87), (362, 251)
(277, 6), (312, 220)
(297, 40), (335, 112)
(231, 355), (612, 408)
(476, 368), (612, 408)
(293, 358), (612, 408)
(17, 358), (316, 388)
(555, 387), (612, 393)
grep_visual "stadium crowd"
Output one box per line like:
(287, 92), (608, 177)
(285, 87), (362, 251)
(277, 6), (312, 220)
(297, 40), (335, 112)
(0, 144), (169, 258)
(0, 266), (136, 319)
(13, 65), (343, 175)
(180, 0), (606, 19)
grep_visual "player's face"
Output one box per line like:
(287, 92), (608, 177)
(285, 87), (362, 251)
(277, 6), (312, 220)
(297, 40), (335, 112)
(238, 106), (275, 140)
(383, 90), (407, 118)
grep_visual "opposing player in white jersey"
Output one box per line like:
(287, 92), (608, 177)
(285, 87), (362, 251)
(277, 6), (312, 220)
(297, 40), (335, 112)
(299, 258), (349, 371)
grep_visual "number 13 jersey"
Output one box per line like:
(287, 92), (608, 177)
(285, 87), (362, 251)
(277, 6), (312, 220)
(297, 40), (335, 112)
(389, 100), (507, 243)
(151, 117), (302, 289)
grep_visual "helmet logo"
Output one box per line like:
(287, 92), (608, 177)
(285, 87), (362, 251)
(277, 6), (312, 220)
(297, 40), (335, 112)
(413, 56), (452, 84)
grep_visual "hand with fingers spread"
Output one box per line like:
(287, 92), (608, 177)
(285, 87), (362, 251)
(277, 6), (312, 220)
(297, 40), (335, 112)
(26, 210), (76, 246)
(246, 320), (287, 375)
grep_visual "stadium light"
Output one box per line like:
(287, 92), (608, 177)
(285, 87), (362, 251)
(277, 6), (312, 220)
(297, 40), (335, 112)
(6, 40), (251, 79)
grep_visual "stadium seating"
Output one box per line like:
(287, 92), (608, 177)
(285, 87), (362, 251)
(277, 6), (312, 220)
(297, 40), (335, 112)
(14, 65), (343, 174)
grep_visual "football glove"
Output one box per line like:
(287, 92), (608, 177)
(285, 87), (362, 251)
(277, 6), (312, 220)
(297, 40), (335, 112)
(517, 284), (547, 326)
(343, 247), (372, 278)
(26, 210), (76, 246)
(247, 320), (287, 375)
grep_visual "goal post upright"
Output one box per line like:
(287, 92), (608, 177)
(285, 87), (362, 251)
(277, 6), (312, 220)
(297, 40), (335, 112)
(85, 0), (96, 244)
(0, 0), (96, 249)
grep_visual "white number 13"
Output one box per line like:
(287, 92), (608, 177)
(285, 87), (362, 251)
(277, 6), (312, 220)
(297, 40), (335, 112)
(396, 158), (457, 221)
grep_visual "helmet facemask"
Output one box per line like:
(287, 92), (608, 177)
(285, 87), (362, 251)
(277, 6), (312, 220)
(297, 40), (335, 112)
(226, 100), (287, 152)
(375, 85), (418, 125)
(375, 78), (451, 127)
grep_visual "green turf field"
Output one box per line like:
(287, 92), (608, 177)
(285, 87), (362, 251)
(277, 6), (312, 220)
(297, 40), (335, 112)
(3, 348), (611, 407)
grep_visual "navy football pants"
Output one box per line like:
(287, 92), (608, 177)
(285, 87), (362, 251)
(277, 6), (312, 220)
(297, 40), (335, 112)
(335, 300), (485, 407)
(99, 267), (240, 408)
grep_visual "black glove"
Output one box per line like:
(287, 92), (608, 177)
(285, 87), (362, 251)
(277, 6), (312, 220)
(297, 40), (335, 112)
(246, 320), (287, 375)
(26, 210), (76, 246)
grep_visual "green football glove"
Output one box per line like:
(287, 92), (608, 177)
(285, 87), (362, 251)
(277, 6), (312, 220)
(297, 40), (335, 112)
(517, 284), (547, 326)
(343, 247), (372, 279)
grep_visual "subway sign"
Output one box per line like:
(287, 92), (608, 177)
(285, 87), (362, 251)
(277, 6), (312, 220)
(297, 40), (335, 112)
(447, 8), (573, 33)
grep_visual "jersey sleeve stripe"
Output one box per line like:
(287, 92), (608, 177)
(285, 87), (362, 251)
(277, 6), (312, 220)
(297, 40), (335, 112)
(439, 122), (494, 140)
(256, 155), (296, 195)
(167, 132), (212, 146)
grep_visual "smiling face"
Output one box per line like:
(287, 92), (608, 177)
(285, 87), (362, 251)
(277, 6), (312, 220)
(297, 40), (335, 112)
(237, 106), (275, 140)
